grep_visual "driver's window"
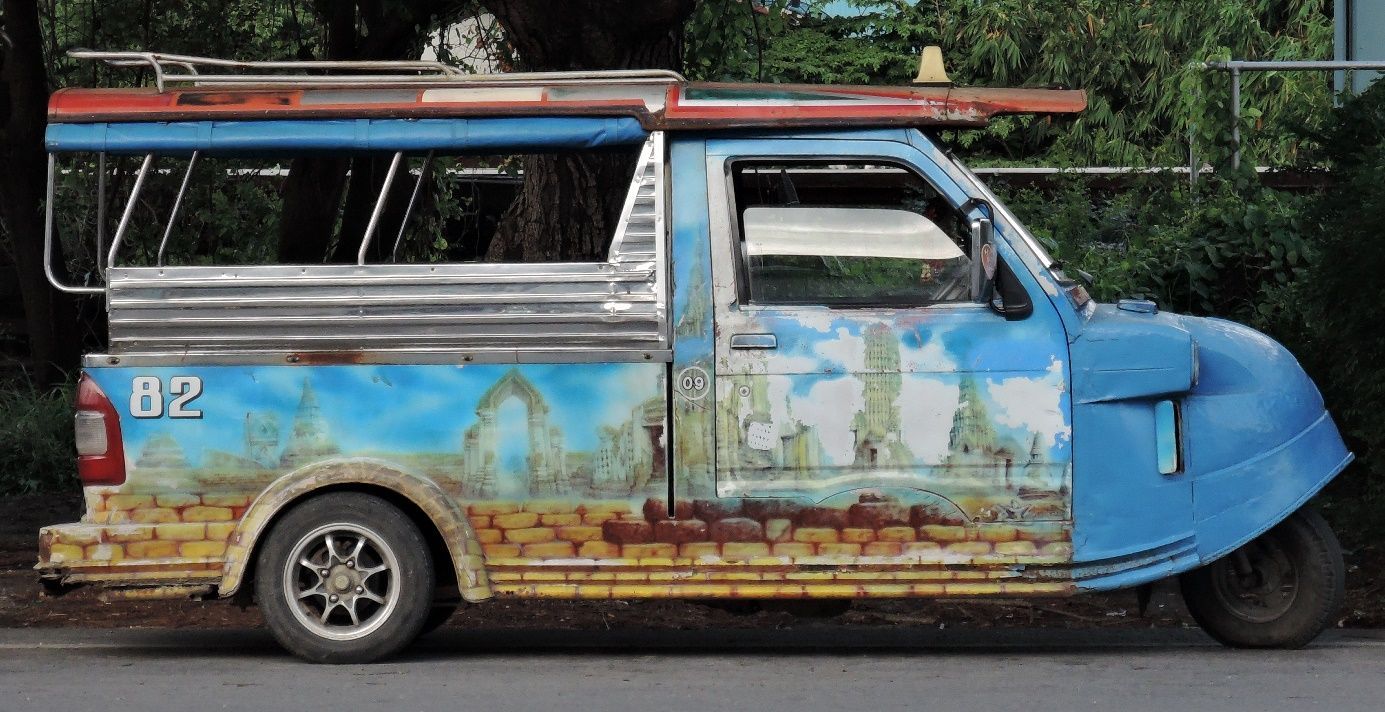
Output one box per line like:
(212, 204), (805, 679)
(730, 161), (971, 307)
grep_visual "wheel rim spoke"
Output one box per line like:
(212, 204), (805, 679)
(284, 523), (403, 642)
(1211, 532), (1300, 623)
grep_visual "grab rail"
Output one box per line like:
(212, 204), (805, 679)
(43, 155), (102, 295)
(67, 50), (685, 92)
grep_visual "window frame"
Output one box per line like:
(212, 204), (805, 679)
(722, 156), (978, 311)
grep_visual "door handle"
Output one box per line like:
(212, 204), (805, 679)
(730, 333), (777, 349)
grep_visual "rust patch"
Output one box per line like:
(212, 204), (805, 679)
(175, 91), (294, 107)
(288, 351), (366, 365)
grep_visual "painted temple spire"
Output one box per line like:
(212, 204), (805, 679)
(280, 379), (340, 468)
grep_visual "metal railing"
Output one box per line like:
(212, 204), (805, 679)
(1203, 59), (1385, 169)
(67, 50), (686, 91)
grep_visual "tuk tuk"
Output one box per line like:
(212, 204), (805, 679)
(36, 49), (1352, 662)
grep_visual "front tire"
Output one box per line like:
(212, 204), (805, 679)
(1180, 507), (1343, 648)
(255, 493), (434, 663)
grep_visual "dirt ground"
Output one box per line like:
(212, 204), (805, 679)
(2, 494), (1380, 631)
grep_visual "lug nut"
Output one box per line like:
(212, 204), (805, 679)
(329, 594), (339, 602)
(320, 569), (329, 577)
(346, 560), (355, 568)
(355, 586), (364, 594)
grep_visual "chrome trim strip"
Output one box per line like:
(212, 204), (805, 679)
(84, 349), (673, 367)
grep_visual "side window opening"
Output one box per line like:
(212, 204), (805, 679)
(729, 161), (972, 308)
(81, 147), (644, 269)
(49, 132), (668, 356)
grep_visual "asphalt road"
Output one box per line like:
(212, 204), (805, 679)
(2, 627), (1383, 712)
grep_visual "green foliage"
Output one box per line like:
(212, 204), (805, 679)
(999, 174), (1311, 326)
(0, 384), (76, 495)
(690, 1), (1332, 167)
(1288, 81), (1385, 538)
(685, 0), (800, 81)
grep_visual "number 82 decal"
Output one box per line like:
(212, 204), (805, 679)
(130, 376), (204, 419)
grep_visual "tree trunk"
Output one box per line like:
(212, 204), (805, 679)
(1, 0), (81, 385)
(327, 153), (420, 264)
(483, 0), (695, 262)
(275, 1), (356, 263)
(277, 0), (462, 263)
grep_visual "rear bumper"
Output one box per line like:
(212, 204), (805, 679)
(36, 521), (226, 586)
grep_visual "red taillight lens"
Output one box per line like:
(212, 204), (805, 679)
(74, 372), (126, 487)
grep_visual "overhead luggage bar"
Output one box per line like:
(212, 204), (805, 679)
(67, 50), (686, 91)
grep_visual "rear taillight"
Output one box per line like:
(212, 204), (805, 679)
(74, 372), (126, 487)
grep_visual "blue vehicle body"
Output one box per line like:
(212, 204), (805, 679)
(39, 116), (1351, 601)
(669, 129), (1351, 591)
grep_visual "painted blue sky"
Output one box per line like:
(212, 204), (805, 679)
(722, 312), (1073, 466)
(92, 364), (664, 469)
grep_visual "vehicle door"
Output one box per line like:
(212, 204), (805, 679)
(703, 134), (1073, 560)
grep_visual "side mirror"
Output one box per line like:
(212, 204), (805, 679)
(971, 217), (1033, 321)
(970, 217), (997, 302)
(992, 259), (1034, 321)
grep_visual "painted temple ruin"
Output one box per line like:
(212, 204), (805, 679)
(132, 369), (670, 500)
(716, 324), (1067, 498)
(126, 339), (1066, 522)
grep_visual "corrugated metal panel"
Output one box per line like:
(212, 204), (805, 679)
(105, 133), (668, 359)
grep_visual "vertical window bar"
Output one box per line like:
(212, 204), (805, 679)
(390, 150), (434, 263)
(358, 150), (405, 266)
(95, 152), (107, 278)
(157, 150), (199, 267)
(106, 153), (156, 270)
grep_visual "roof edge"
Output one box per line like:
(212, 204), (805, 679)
(48, 82), (1086, 131)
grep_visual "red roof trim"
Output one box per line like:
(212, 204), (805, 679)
(48, 82), (1086, 130)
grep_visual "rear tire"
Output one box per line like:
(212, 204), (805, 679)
(1179, 507), (1343, 649)
(255, 492), (434, 663)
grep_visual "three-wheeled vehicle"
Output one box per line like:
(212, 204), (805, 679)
(36, 49), (1352, 662)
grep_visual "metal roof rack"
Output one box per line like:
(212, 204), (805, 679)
(67, 50), (687, 92)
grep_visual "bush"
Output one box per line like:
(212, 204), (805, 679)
(992, 83), (1385, 544)
(995, 172), (1310, 328)
(1290, 81), (1385, 540)
(0, 384), (77, 495)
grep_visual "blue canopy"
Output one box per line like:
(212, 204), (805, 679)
(46, 117), (650, 155)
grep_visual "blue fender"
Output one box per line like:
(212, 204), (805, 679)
(1180, 317), (1352, 562)
(1069, 307), (1351, 591)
